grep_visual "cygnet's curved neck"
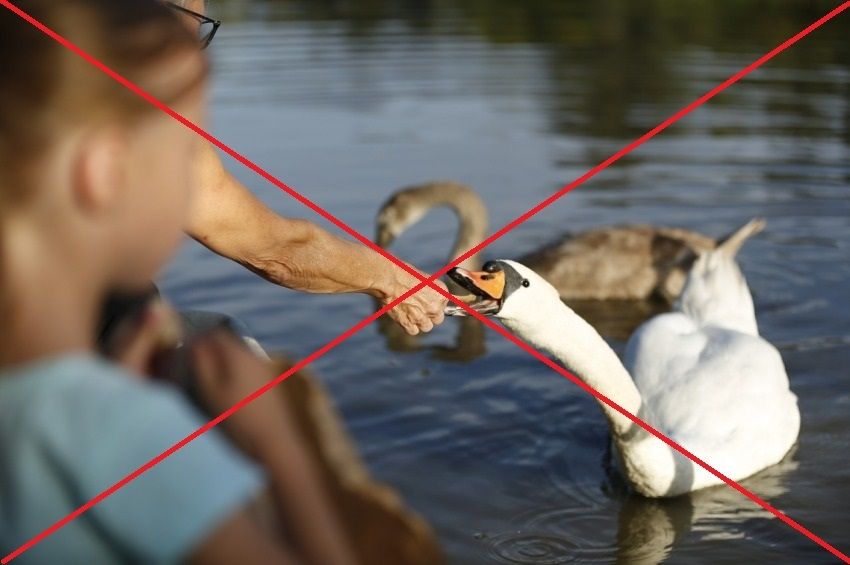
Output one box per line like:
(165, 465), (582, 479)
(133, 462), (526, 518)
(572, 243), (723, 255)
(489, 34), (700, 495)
(452, 210), (487, 269)
(409, 183), (488, 269)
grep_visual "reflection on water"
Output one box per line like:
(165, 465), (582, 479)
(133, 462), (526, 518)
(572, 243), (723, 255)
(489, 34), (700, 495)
(376, 313), (489, 363)
(486, 450), (799, 564)
(161, 0), (850, 562)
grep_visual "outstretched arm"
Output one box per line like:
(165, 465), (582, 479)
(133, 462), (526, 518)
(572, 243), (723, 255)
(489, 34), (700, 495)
(185, 142), (446, 335)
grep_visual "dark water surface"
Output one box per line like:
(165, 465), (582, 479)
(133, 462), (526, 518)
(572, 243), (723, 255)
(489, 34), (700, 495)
(160, 1), (850, 562)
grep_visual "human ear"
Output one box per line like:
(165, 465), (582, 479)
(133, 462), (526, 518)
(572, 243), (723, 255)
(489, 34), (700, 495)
(71, 127), (128, 216)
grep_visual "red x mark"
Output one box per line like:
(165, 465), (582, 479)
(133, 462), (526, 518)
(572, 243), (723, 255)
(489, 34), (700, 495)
(2, 1), (849, 563)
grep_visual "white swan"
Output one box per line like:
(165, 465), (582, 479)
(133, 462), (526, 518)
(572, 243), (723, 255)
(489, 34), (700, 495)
(445, 219), (800, 497)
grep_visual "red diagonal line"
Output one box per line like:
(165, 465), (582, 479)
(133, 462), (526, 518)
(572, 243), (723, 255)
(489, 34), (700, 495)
(3, 1), (848, 563)
(443, 0), (850, 274)
(0, 291), (406, 565)
(458, 307), (850, 562)
(1, 0), (845, 297)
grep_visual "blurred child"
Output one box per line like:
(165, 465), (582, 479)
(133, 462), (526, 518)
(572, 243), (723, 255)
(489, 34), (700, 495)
(0, 1), (355, 563)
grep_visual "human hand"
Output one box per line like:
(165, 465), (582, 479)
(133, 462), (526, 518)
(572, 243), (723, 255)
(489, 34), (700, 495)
(381, 265), (448, 335)
(191, 331), (288, 461)
(191, 333), (358, 565)
(108, 299), (184, 377)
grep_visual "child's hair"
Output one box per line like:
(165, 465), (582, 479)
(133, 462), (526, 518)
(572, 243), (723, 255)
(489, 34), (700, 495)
(0, 0), (207, 207)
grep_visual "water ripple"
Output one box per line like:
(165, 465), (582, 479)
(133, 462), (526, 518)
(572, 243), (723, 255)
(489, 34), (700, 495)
(489, 532), (581, 564)
(164, 2), (850, 562)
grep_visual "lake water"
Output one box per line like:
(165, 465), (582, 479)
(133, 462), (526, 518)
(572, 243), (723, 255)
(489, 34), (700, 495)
(160, 1), (850, 562)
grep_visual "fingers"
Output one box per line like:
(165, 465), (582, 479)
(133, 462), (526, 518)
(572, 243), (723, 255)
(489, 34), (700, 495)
(384, 267), (451, 335)
(396, 312), (420, 336)
(191, 335), (220, 389)
(419, 284), (447, 332)
(191, 330), (275, 390)
(390, 293), (445, 335)
(431, 309), (446, 326)
(193, 331), (250, 378)
(112, 300), (182, 377)
(191, 331), (242, 404)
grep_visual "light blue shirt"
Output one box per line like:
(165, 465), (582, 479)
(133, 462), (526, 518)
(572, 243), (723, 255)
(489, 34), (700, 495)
(0, 354), (264, 564)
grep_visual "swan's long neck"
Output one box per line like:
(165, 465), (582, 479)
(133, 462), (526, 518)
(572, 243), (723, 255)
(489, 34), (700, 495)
(503, 298), (683, 495)
(504, 300), (646, 438)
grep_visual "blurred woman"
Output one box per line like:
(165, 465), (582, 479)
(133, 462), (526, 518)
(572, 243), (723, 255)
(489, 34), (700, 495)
(0, 1), (355, 563)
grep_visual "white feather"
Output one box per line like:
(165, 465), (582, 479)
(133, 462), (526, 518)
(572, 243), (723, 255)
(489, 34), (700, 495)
(491, 222), (799, 496)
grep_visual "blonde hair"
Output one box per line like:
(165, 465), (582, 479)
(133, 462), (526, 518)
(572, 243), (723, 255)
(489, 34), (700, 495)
(0, 0), (207, 208)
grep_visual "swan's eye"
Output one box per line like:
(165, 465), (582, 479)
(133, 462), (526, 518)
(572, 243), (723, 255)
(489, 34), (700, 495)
(521, 279), (530, 287)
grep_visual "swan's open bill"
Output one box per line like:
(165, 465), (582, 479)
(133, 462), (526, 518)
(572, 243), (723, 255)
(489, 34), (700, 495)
(445, 260), (527, 316)
(441, 227), (800, 498)
(444, 264), (507, 315)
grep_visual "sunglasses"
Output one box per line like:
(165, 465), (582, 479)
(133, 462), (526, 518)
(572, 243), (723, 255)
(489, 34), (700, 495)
(167, 3), (221, 49)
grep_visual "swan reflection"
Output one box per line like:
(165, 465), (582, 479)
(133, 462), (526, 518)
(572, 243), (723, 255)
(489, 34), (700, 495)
(487, 450), (798, 564)
(375, 311), (488, 363)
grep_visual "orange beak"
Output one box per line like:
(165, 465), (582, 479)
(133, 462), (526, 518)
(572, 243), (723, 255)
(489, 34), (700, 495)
(451, 267), (506, 299)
